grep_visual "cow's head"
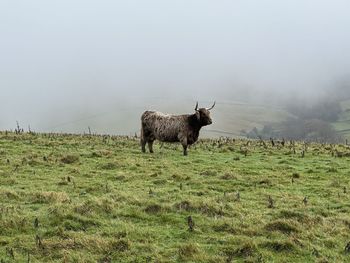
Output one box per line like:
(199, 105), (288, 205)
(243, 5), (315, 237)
(194, 101), (215, 126)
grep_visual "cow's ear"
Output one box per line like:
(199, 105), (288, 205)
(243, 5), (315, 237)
(195, 111), (200, 120)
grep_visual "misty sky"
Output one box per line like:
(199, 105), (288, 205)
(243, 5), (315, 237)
(1, 0), (350, 134)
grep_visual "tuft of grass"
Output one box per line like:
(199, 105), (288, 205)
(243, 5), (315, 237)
(259, 178), (272, 185)
(99, 162), (118, 170)
(278, 210), (310, 223)
(61, 154), (79, 164)
(32, 191), (70, 204)
(175, 200), (193, 211)
(265, 220), (300, 234)
(292, 172), (300, 178)
(327, 167), (338, 173)
(144, 204), (162, 214)
(220, 172), (237, 180)
(200, 170), (217, 176)
(111, 239), (130, 252)
(178, 243), (199, 260)
(260, 240), (296, 252)
(0, 189), (20, 200)
(225, 241), (258, 259)
(212, 222), (237, 234)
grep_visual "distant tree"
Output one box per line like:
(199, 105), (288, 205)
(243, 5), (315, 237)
(261, 124), (273, 135)
(279, 117), (306, 140)
(307, 119), (342, 142)
(242, 125), (277, 140)
(280, 117), (341, 143)
(286, 100), (342, 122)
(246, 127), (259, 139)
(308, 101), (342, 122)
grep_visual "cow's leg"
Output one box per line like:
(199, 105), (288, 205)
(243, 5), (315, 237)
(140, 126), (146, 153)
(148, 140), (154, 153)
(141, 139), (146, 153)
(182, 144), (188, 156)
(179, 136), (188, 156)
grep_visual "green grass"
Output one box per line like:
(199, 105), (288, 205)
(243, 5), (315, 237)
(202, 103), (291, 137)
(333, 100), (350, 140)
(1, 132), (350, 262)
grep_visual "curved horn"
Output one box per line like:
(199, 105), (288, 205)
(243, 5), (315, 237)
(206, 101), (216, 110)
(194, 101), (198, 111)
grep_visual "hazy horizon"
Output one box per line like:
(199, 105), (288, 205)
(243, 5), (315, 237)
(1, 1), (350, 135)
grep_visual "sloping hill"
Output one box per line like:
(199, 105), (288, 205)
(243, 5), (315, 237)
(42, 99), (292, 138)
(1, 132), (350, 262)
(201, 101), (292, 137)
(332, 100), (350, 140)
(29, 97), (348, 141)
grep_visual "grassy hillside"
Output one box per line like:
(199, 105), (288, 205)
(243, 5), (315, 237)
(38, 99), (291, 138)
(1, 132), (350, 262)
(333, 100), (350, 140)
(202, 102), (291, 137)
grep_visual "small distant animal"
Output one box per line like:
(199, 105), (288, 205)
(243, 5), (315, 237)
(140, 102), (215, 155)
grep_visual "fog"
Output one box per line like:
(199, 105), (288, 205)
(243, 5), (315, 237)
(1, 1), (350, 135)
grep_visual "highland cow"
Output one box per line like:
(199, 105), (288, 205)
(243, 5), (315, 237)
(140, 102), (215, 155)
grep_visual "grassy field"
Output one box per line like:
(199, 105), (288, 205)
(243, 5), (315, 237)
(41, 99), (291, 138)
(202, 102), (291, 138)
(333, 100), (350, 141)
(1, 132), (350, 262)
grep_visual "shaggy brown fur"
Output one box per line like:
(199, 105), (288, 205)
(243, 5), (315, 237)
(141, 102), (214, 155)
